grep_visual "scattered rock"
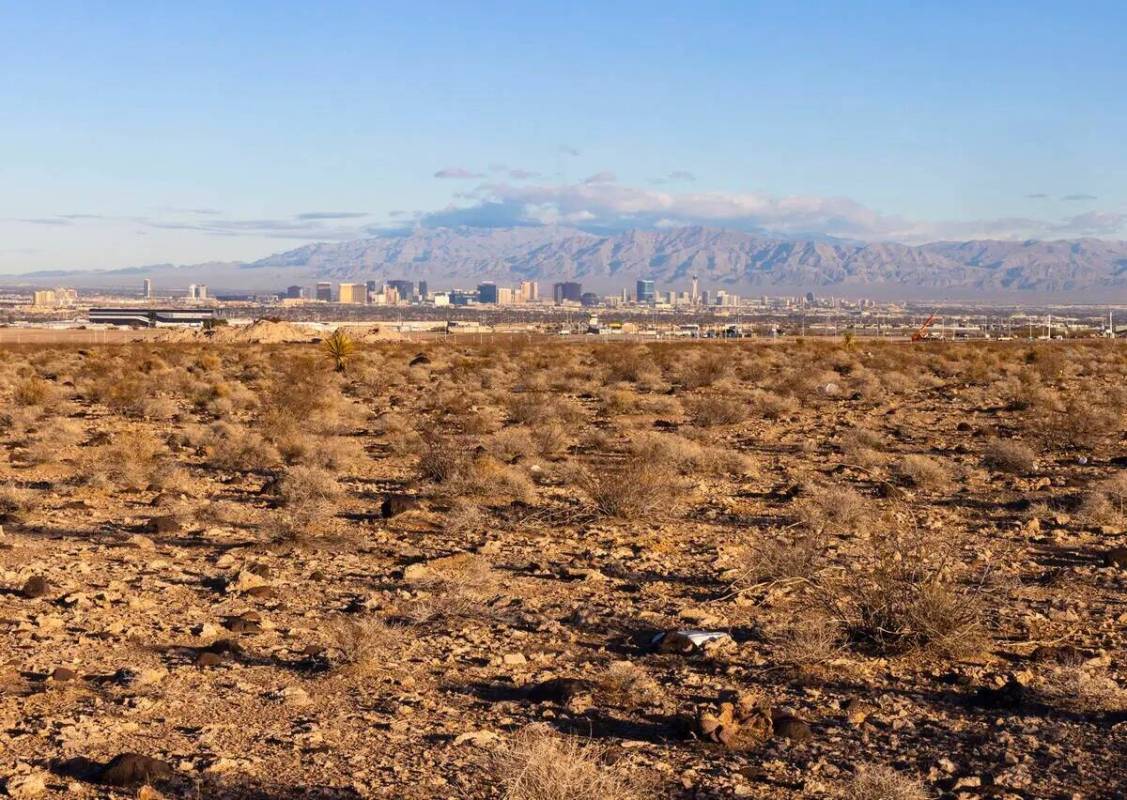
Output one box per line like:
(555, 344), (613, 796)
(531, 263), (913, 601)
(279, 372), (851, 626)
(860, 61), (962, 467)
(772, 714), (813, 742)
(409, 353), (431, 367)
(195, 651), (224, 668)
(696, 693), (773, 749)
(5, 770), (48, 799)
(144, 515), (182, 534)
(1104, 546), (1127, 569)
(381, 494), (421, 518)
(97, 754), (172, 786)
(49, 666), (78, 683)
(526, 677), (590, 704)
(502, 652), (527, 666)
(971, 675), (1025, 710)
(453, 730), (499, 747)
(21, 575), (50, 599)
(652, 630), (731, 654)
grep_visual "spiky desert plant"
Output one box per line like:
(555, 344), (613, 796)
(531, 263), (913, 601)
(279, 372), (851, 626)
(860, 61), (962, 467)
(321, 328), (355, 373)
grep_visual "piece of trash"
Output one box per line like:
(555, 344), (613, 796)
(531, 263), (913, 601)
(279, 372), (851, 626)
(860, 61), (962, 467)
(651, 630), (731, 653)
(1077, 456), (1089, 465)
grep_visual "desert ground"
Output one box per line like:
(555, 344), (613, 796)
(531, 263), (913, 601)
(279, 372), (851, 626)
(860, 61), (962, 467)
(0, 336), (1125, 799)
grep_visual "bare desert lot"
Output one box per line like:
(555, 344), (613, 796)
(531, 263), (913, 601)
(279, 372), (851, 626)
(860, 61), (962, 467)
(1, 337), (1125, 799)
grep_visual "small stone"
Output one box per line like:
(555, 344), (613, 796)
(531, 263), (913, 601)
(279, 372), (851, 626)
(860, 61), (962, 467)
(402, 563), (430, 584)
(50, 666), (78, 683)
(1104, 547), (1127, 569)
(453, 730), (499, 747)
(195, 652), (223, 668)
(144, 515), (182, 534)
(127, 534), (156, 550)
(97, 754), (172, 786)
(772, 715), (813, 742)
(228, 569), (269, 594)
(502, 652), (527, 666)
(5, 771), (48, 799)
(526, 677), (589, 704)
(381, 494), (421, 518)
(21, 575), (50, 599)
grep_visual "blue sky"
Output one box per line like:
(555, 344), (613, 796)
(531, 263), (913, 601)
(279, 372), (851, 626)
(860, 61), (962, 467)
(2, 1), (1125, 271)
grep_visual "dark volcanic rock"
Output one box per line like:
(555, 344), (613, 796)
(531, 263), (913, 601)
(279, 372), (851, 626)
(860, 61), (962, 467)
(772, 714), (813, 742)
(526, 677), (591, 704)
(381, 494), (421, 518)
(21, 575), (50, 599)
(1104, 546), (1127, 569)
(97, 753), (172, 786)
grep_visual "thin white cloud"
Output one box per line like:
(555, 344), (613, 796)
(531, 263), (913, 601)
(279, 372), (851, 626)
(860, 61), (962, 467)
(434, 167), (485, 179)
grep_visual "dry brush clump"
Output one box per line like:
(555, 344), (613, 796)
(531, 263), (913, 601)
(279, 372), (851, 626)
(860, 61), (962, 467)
(893, 455), (952, 491)
(493, 725), (647, 800)
(794, 483), (873, 534)
(981, 438), (1037, 475)
(1080, 472), (1127, 527)
(271, 464), (341, 545)
(579, 454), (686, 519)
(847, 765), (931, 800)
(815, 527), (987, 657)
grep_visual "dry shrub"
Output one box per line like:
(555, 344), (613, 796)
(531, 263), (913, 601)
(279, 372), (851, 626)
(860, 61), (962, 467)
(847, 765), (930, 800)
(494, 724), (646, 800)
(205, 422), (281, 472)
(326, 616), (414, 676)
(769, 615), (844, 667)
(748, 388), (798, 420)
(795, 484), (872, 533)
(0, 484), (33, 522)
(675, 351), (729, 389)
(399, 553), (498, 622)
(981, 438), (1037, 474)
(77, 429), (168, 490)
(1042, 399), (1117, 449)
(818, 528), (985, 657)
(1080, 472), (1127, 527)
(530, 420), (571, 458)
(375, 412), (422, 456)
(1031, 664), (1127, 713)
(735, 530), (825, 586)
(488, 428), (537, 462)
(893, 455), (951, 490)
(455, 456), (534, 503)
(580, 456), (685, 519)
(272, 465), (340, 543)
(417, 434), (470, 483)
(630, 433), (752, 477)
(596, 661), (661, 707)
(11, 377), (57, 407)
(684, 394), (746, 427)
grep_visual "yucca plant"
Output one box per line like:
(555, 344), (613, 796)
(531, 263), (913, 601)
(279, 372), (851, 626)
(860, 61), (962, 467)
(321, 328), (355, 373)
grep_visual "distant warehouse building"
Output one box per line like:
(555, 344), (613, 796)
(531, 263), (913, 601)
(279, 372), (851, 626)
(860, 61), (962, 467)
(88, 308), (217, 327)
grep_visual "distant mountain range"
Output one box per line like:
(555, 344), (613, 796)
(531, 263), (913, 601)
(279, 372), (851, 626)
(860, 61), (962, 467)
(11, 226), (1127, 300)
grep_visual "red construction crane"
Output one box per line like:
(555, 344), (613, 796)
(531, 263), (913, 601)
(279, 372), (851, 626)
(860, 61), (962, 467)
(911, 313), (937, 342)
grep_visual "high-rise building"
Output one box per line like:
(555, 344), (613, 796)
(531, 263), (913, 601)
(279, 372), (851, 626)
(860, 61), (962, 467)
(316, 282), (332, 302)
(384, 285), (399, 305)
(477, 282), (498, 304)
(143, 279), (152, 299)
(690, 275), (700, 305)
(387, 280), (414, 301)
(187, 284), (198, 300)
(338, 283), (365, 304)
(418, 280), (429, 299)
(497, 287), (514, 305)
(636, 279), (656, 304)
(519, 280), (538, 303)
(553, 282), (582, 304)
(197, 284), (208, 301)
(286, 285), (303, 299)
(33, 289), (56, 307)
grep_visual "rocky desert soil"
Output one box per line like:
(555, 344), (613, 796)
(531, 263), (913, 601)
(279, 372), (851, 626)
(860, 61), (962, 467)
(0, 338), (1125, 799)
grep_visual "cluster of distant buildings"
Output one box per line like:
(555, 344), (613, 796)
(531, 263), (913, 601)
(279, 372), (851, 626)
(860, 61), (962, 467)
(274, 275), (813, 310)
